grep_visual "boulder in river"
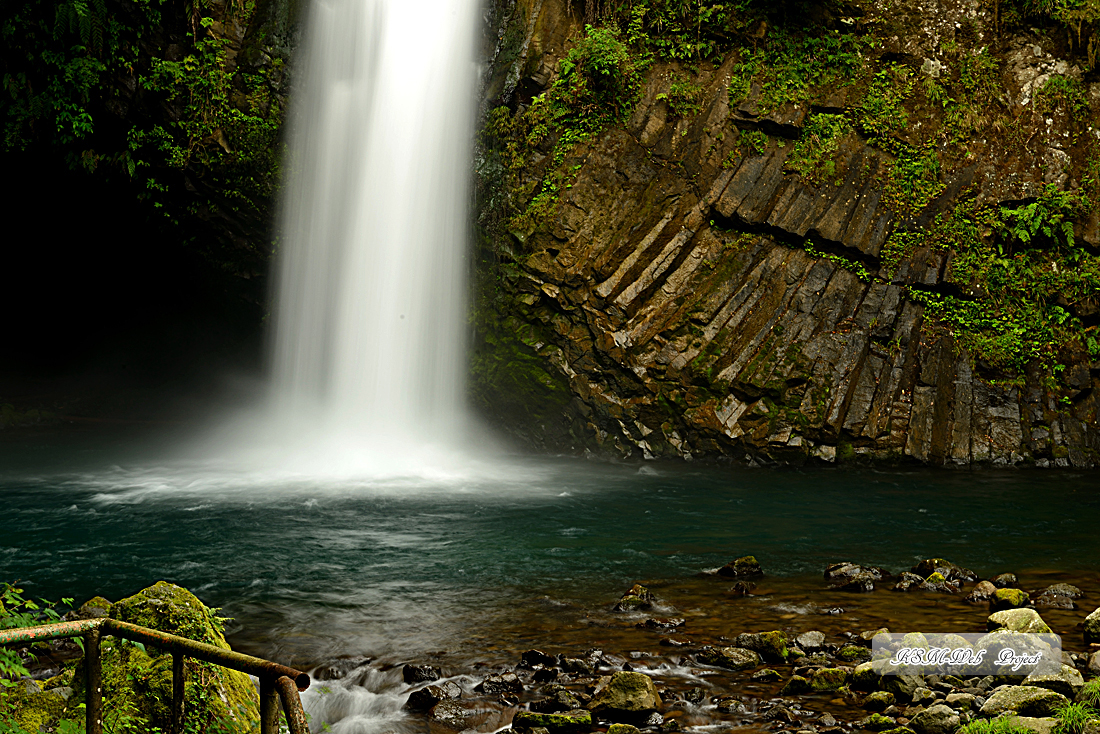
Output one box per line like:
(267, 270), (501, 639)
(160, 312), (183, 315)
(404, 664), (442, 684)
(521, 650), (558, 668)
(991, 588), (1031, 611)
(1087, 650), (1100, 677)
(810, 667), (850, 691)
(613, 584), (655, 612)
(1033, 584), (1081, 609)
(695, 646), (761, 671)
(864, 691), (896, 712)
(586, 671), (662, 722)
(636, 618), (684, 630)
(918, 572), (961, 593)
(779, 675), (812, 694)
(987, 608), (1052, 634)
(1023, 664), (1085, 699)
(796, 631), (826, 652)
(908, 704), (960, 734)
(912, 559), (978, 583)
(835, 572), (878, 592)
(965, 580), (998, 603)
(513, 709), (592, 731)
(992, 573), (1019, 588)
(825, 562), (889, 581)
(733, 631), (789, 662)
(717, 556), (763, 577)
(727, 580), (757, 595)
(1082, 607), (1100, 644)
(475, 672), (523, 695)
(979, 685), (1069, 717)
(408, 682), (461, 711)
(894, 572), (926, 591)
(852, 661), (884, 691)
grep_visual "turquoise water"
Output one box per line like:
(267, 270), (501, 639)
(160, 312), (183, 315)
(3, 430), (1098, 666)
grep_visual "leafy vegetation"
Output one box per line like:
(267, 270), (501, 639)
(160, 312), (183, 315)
(488, 25), (645, 235)
(882, 186), (1099, 375)
(0, 0), (286, 269)
(1053, 700), (1099, 734)
(958, 717), (1036, 734)
(657, 73), (705, 116)
(787, 113), (851, 185)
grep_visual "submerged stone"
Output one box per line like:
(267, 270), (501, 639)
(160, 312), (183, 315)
(613, 584), (655, 612)
(717, 556), (763, 577)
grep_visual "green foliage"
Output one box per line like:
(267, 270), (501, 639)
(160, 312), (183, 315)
(0, 584), (72, 684)
(856, 62), (913, 137)
(736, 128), (769, 156)
(729, 28), (870, 112)
(1053, 701), (1098, 734)
(879, 140), (945, 216)
(621, 0), (752, 62)
(1078, 681), (1100, 708)
(958, 716), (1035, 734)
(893, 187), (1100, 376)
(787, 113), (851, 185)
(657, 73), (705, 116)
(805, 244), (872, 282)
(1035, 74), (1090, 123)
(489, 25), (645, 235)
(0, 0), (285, 257)
(922, 47), (1001, 150)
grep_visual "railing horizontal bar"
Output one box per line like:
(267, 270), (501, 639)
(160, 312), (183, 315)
(0, 618), (105, 645)
(102, 620), (310, 690)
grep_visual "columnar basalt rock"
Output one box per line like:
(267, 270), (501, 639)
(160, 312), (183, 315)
(475, 0), (1100, 467)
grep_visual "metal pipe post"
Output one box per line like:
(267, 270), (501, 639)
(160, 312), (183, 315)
(171, 652), (185, 734)
(84, 627), (103, 734)
(259, 676), (281, 734)
(275, 675), (310, 734)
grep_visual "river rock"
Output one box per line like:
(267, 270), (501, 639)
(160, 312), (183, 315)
(912, 559), (977, 583)
(835, 572), (878, 592)
(1023, 665), (1084, 699)
(992, 574), (1019, 588)
(522, 650), (558, 668)
(865, 692), (896, 712)
(908, 704), (959, 734)
(404, 664), (442, 684)
(894, 572), (926, 591)
(586, 672), (661, 722)
(613, 584), (655, 612)
(734, 631), (789, 661)
(1033, 584), (1080, 609)
(637, 618), (684, 629)
(780, 675), (812, 694)
(979, 685), (1069, 717)
(559, 657), (594, 676)
(860, 714), (898, 731)
(919, 573), (960, 593)
(852, 661), (884, 691)
(883, 675), (927, 700)
(965, 581), (998, 603)
(607, 725), (641, 734)
(943, 693), (977, 711)
(408, 683), (462, 711)
(751, 668), (781, 682)
(1084, 607), (1100, 644)
(717, 556), (763, 577)
(314, 656), (372, 681)
(715, 696), (747, 714)
(825, 562), (889, 581)
(431, 700), (483, 730)
(810, 667), (850, 691)
(991, 589), (1031, 611)
(1010, 717), (1058, 734)
(475, 672), (523, 695)
(796, 631), (826, 652)
(764, 705), (797, 723)
(1087, 651), (1100, 677)
(513, 709), (592, 731)
(727, 580), (757, 595)
(987, 608), (1052, 634)
(531, 688), (585, 713)
(696, 646), (761, 670)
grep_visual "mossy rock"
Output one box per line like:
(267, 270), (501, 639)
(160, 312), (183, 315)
(70, 582), (260, 734)
(810, 668), (850, 691)
(734, 631), (788, 662)
(991, 589), (1030, 611)
(587, 671), (662, 722)
(988, 609), (1053, 635)
(514, 709), (593, 730)
(0, 680), (71, 733)
(780, 675), (812, 695)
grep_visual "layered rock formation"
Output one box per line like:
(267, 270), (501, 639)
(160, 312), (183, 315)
(474, 0), (1100, 466)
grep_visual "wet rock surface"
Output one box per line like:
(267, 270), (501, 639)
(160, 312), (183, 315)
(475, 0), (1100, 466)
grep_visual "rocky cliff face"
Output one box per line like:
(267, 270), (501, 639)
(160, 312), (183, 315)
(474, 0), (1100, 467)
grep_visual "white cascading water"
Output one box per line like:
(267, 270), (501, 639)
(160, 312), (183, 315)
(269, 0), (481, 474)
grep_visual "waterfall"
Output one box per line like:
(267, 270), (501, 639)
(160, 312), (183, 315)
(270, 0), (480, 466)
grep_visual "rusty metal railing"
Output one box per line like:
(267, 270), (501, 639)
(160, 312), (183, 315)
(0, 617), (310, 734)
